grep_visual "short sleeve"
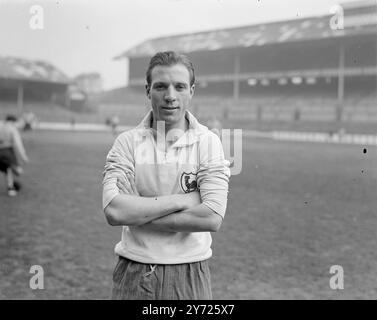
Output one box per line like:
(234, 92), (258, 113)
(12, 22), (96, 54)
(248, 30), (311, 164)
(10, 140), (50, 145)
(102, 131), (135, 210)
(196, 131), (230, 218)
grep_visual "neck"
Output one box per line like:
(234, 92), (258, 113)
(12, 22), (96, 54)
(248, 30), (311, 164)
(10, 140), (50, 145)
(151, 114), (189, 149)
(151, 114), (189, 137)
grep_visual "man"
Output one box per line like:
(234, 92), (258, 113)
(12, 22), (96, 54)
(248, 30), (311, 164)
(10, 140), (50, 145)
(207, 116), (223, 139)
(102, 51), (230, 300)
(21, 111), (37, 131)
(0, 115), (29, 196)
(110, 114), (120, 136)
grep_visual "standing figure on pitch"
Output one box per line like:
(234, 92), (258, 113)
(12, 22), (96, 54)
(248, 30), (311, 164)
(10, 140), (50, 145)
(0, 115), (29, 196)
(110, 114), (120, 136)
(207, 116), (223, 139)
(102, 51), (230, 300)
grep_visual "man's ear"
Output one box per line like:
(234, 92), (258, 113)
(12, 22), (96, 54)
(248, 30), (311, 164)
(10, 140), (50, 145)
(145, 84), (151, 99)
(190, 84), (195, 97)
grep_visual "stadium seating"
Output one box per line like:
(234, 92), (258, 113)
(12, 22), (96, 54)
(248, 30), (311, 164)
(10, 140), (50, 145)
(1, 83), (375, 133)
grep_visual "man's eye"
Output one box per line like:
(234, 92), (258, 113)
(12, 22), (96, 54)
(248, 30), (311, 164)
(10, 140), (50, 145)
(154, 85), (165, 90)
(176, 85), (186, 90)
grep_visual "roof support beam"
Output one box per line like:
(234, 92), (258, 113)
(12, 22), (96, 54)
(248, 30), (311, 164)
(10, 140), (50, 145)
(17, 82), (24, 115)
(336, 44), (345, 121)
(233, 51), (240, 101)
(129, 66), (377, 86)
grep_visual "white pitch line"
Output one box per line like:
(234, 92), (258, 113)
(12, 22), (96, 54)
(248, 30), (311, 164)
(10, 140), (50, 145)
(33, 122), (377, 146)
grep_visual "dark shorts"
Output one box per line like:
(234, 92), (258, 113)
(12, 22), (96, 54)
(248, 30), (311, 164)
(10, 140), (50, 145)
(111, 256), (212, 300)
(0, 147), (18, 173)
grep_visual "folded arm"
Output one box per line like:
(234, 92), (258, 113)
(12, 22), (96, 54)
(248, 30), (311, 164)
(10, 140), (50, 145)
(103, 130), (230, 232)
(145, 132), (231, 233)
(104, 193), (177, 226)
(104, 190), (201, 227)
(140, 203), (223, 232)
(113, 174), (219, 232)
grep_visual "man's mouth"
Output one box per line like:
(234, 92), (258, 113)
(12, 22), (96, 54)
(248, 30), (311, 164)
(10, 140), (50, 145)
(161, 106), (179, 110)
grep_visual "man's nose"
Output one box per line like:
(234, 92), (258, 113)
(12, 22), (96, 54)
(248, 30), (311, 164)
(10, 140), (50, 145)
(164, 86), (177, 101)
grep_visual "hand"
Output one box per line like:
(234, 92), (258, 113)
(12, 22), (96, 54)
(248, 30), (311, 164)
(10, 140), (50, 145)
(117, 173), (140, 196)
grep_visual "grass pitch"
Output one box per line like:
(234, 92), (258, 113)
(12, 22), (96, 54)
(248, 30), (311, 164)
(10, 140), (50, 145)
(0, 130), (376, 299)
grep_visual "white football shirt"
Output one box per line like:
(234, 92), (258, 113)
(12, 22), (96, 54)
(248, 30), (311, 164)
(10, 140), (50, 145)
(103, 110), (230, 264)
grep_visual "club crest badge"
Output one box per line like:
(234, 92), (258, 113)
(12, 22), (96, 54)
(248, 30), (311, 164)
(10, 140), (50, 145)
(180, 172), (198, 193)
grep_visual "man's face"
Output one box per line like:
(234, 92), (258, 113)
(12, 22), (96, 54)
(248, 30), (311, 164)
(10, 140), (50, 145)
(146, 64), (194, 128)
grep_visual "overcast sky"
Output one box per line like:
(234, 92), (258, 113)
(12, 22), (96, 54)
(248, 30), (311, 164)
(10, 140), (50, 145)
(0, 0), (356, 90)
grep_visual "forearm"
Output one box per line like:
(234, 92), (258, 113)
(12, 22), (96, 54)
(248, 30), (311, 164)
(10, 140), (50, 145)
(104, 193), (184, 226)
(141, 203), (223, 233)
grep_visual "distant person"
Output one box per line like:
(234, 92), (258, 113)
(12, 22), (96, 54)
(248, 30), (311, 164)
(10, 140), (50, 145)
(102, 51), (230, 300)
(111, 115), (120, 135)
(207, 116), (222, 138)
(293, 108), (301, 122)
(107, 115), (119, 136)
(70, 116), (76, 129)
(22, 111), (37, 131)
(0, 115), (29, 196)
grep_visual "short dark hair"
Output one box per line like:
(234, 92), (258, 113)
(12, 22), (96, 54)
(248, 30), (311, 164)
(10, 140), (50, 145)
(146, 51), (195, 87)
(5, 114), (17, 122)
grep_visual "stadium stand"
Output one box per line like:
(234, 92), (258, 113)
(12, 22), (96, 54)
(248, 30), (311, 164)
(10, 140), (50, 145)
(1, 1), (375, 134)
(0, 56), (90, 120)
(112, 0), (376, 133)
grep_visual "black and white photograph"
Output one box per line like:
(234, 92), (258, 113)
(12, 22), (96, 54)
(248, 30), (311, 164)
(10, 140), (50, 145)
(0, 0), (376, 303)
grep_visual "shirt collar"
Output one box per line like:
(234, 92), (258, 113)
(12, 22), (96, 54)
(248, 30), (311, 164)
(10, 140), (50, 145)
(136, 110), (208, 147)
